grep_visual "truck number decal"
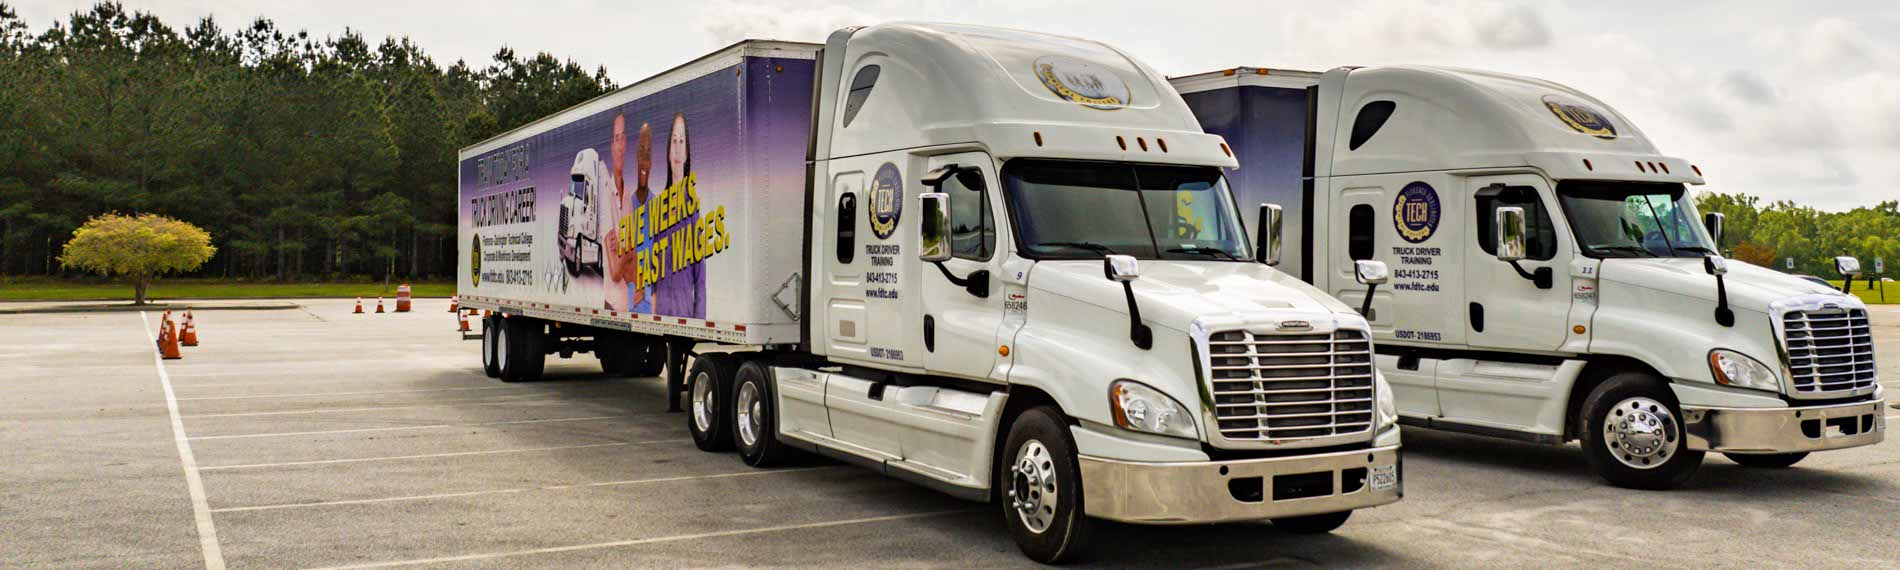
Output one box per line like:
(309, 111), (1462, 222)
(1393, 329), (1442, 341)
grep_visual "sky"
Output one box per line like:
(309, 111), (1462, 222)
(13, 0), (1900, 211)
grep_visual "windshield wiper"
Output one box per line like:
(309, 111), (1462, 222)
(1165, 247), (1243, 261)
(1039, 241), (1118, 255)
(1671, 245), (1716, 256)
(1586, 244), (1656, 257)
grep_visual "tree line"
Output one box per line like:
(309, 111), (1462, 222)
(1697, 194), (1899, 277)
(0, 2), (614, 280)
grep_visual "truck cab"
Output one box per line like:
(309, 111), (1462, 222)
(1174, 65), (1884, 489)
(782, 24), (1401, 561)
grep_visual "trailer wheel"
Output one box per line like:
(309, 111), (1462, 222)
(1000, 406), (1089, 564)
(500, 318), (546, 383)
(1580, 372), (1704, 489)
(733, 360), (793, 467)
(481, 315), (500, 378)
(1272, 511), (1353, 534)
(1725, 452), (1808, 468)
(686, 353), (737, 452)
(631, 342), (666, 377)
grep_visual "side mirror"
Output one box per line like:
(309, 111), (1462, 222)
(1703, 212), (1725, 247)
(919, 192), (951, 263)
(1836, 256), (1862, 277)
(1256, 203), (1283, 266)
(1704, 255), (1729, 276)
(1354, 259), (1390, 285)
(1495, 206), (1527, 262)
(1104, 254), (1140, 282)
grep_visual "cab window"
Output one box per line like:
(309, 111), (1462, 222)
(1477, 185), (1557, 261)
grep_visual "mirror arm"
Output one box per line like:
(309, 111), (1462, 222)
(1505, 260), (1554, 289)
(1120, 281), (1153, 350)
(1359, 283), (1379, 318)
(1713, 273), (1735, 327)
(931, 261), (989, 298)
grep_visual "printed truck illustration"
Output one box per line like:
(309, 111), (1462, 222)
(457, 24), (1403, 563)
(560, 148), (606, 276)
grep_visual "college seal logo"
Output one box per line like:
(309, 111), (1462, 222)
(868, 162), (903, 240)
(1032, 55), (1132, 110)
(469, 233), (482, 287)
(1542, 95), (1617, 140)
(1393, 182), (1440, 244)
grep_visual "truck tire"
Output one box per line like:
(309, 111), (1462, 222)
(632, 342), (666, 377)
(686, 353), (738, 452)
(500, 318), (546, 383)
(481, 315), (501, 378)
(1725, 452), (1808, 468)
(733, 360), (794, 467)
(1272, 511), (1353, 534)
(1580, 372), (1704, 490)
(1000, 406), (1089, 564)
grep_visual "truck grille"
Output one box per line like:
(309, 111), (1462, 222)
(1783, 308), (1877, 396)
(1207, 329), (1375, 441)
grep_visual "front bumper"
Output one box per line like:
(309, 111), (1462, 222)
(1078, 444), (1400, 525)
(1682, 398), (1886, 454)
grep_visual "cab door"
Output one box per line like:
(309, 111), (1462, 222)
(920, 152), (1007, 382)
(1460, 175), (1572, 353)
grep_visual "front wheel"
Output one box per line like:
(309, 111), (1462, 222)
(1580, 373), (1704, 490)
(1000, 406), (1089, 564)
(686, 354), (737, 452)
(1271, 510), (1353, 534)
(1726, 452), (1808, 468)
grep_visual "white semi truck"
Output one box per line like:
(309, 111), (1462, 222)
(457, 24), (1402, 562)
(1172, 66), (1885, 489)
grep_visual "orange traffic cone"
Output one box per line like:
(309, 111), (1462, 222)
(354, 297), (365, 314)
(180, 311), (199, 347)
(158, 320), (183, 360)
(166, 313), (178, 342)
(375, 297), (386, 313)
(448, 296), (459, 313)
(395, 284), (412, 312)
(457, 310), (472, 332)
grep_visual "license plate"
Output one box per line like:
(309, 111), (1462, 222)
(1370, 464), (1397, 491)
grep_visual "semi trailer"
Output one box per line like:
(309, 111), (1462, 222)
(457, 23), (1402, 563)
(1172, 66), (1884, 489)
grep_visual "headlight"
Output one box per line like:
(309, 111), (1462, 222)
(1709, 350), (1780, 392)
(1109, 380), (1198, 439)
(1374, 372), (1397, 430)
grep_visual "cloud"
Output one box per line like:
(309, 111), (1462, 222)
(1282, 0), (1553, 66)
(698, 0), (880, 47)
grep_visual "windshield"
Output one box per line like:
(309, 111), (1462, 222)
(1001, 159), (1250, 260)
(1557, 181), (1715, 258)
(569, 175), (589, 201)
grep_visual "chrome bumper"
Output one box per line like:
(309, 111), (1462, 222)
(1682, 399), (1886, 454)
(1078, 444), (1400, 525)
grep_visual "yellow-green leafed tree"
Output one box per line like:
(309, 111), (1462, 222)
(59, 213), (216, 305)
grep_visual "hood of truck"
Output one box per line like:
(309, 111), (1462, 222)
(1026, 260), (1356, 333)
(1597, 257), (1847, 314)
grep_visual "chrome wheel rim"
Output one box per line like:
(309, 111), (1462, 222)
(736, 382), (761, 447)
(691, 370), (714, 432)
(1603, 396), (1680, 469)
(1009, 439), (1059, 533)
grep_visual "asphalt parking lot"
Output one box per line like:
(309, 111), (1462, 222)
(4, 299), (1899, 568)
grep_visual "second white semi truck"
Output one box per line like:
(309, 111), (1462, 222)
(458, 24), (1402, 563)
(1172, 66), (1885, 489)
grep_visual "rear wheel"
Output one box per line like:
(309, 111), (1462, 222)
(1272, 511), (1353, 534)
(500, 318), (546, 382)
(1725, 452), (1808, 468)
(686, 353), (737, 452)
(481, 315), (500, 378)
(1580, 373), (1704, 489)
(1000, 406), (1089, 564)
(733, 360), (793, 467)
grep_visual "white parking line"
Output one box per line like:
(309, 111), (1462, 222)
(211, 466), (843, 513)
(197, 439), (689, 471)
(141, 312), (226, 570)
(307, 509), (974, 569)
(187, 414), (633, 441)
(180, 397), (584, 418)
(175, 385), (526, 401)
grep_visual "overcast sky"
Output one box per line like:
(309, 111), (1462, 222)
(15, 0), (1900, 210)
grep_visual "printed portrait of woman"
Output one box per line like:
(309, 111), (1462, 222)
(655, 112), (705, 318)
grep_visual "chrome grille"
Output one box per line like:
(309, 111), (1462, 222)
(1783, 308), (1877, 396)
(1207, 329), (1375, 441)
